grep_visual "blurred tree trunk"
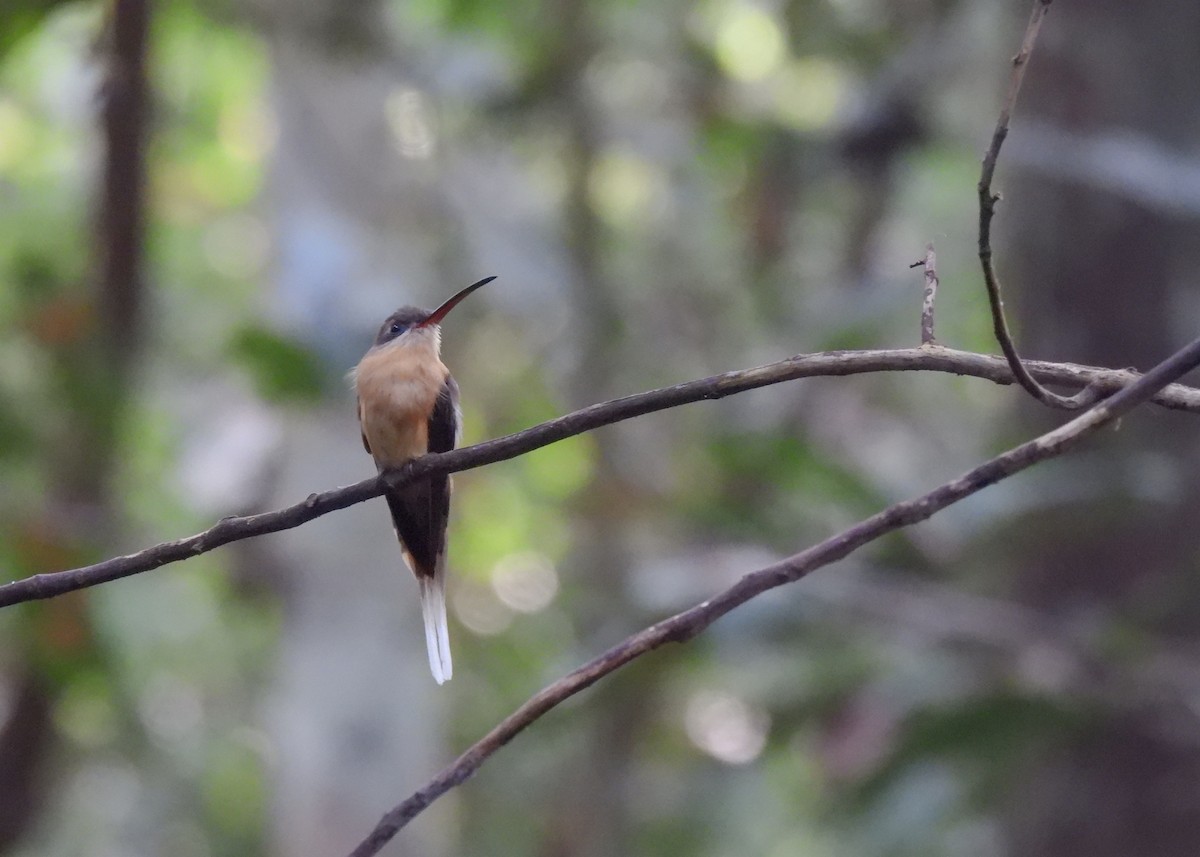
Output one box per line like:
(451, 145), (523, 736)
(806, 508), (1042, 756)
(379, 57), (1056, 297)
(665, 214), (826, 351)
(543, 1), (644, 855)
(1001, 2), (1200, 854)
(1, 0), (151, 850)
(0, 672), (52, 851)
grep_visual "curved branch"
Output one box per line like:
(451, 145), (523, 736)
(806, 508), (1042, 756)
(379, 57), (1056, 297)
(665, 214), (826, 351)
(348, 334), (1200, 857)
(2, 344), (1199, 609)
(977, 1), (1088, 409)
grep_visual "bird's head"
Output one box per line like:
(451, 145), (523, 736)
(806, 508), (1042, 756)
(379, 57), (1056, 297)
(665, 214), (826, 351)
(373, 275), (496, 349)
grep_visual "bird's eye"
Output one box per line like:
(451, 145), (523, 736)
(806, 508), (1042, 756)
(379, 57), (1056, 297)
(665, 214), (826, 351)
(389, 322), (407, 336)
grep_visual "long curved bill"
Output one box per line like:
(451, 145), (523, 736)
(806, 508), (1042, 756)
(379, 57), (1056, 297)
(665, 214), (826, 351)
(417, 275), (497, 328)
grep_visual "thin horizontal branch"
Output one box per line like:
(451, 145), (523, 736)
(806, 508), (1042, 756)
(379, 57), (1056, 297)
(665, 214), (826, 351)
(347, 334), (1200, 857)
(2, 344), (1199, 610)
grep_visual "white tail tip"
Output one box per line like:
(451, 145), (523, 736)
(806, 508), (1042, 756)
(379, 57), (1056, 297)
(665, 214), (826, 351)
(418, 574), (453, 684)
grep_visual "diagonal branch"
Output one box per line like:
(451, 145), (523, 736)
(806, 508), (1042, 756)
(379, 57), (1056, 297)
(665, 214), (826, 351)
(3, 345), (1200, 610)
(977, 0), (1093, 409)
(346, 333), (1200, 857)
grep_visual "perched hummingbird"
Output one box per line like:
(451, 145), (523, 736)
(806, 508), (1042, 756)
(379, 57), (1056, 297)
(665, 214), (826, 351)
(352, 276), (495, 684)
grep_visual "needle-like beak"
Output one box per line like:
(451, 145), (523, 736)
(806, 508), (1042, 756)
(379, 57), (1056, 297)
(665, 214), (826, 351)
(417, 276), (497, 328)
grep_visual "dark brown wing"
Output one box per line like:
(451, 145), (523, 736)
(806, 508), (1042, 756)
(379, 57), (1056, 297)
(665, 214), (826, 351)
(427, 375), (460, 455)
(385, 377), (460, 579)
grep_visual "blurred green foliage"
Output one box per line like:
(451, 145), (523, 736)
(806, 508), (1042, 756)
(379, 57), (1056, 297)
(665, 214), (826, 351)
(0, 1), (1116, 856)
(0, 3), (276, 855)
(229, 326), (325, 403)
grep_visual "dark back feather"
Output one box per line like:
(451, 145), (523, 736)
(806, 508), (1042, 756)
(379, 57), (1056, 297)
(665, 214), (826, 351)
(386, 377), (460, 578)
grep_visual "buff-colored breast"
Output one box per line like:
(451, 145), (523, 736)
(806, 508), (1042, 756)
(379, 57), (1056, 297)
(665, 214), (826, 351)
(355, 336), (449, 468)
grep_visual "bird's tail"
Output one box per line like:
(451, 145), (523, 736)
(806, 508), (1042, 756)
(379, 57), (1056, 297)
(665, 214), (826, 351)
(418, 567), (453, 685)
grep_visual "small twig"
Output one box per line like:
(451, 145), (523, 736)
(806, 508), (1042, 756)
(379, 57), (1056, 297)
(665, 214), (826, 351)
(346, 333), (1200, 857)
(919, 242), (938, 345)
(3, 345), (1200, 610)
(977, 1), (1094, 409)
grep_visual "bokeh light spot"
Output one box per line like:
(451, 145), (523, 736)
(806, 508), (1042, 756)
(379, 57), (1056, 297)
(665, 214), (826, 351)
(385, 87), (436, 160)
(491, 551), (559, 614)
(715, 5), (786, 82)
(0, 99), (34, 172)
(588, 149), (665, 227)
(453, 580), (514, 636)
(773, 57), (847, 131)
(202, 213), (271, 280)
(684, 689), (770, 765)
(218, 102), (276, 164)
